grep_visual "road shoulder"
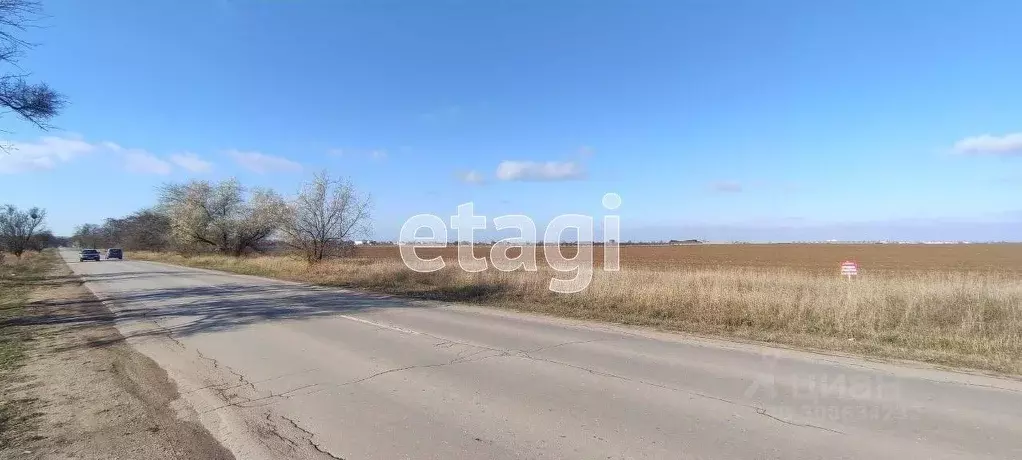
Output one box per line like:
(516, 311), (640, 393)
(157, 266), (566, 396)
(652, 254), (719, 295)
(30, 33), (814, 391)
(0, 251), (234, 459)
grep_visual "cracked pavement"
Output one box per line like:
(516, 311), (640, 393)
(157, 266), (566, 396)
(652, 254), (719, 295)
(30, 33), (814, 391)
(61, 250), (1022, 459)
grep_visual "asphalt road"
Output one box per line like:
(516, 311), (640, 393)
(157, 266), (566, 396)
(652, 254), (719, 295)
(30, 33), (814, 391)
(60, 250), (1022, 459)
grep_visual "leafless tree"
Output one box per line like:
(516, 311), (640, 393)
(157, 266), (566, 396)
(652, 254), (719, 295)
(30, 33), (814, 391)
(119, 209), (171, 250)
(72, 209), (172, 251)
(0, 203), (45, 257)
(0, 0), (65, 140)
(278, 171), (372, 262)
(71, 223), (104, 248)
(159, 179), (284, 256)
(27, 228), (55, 249)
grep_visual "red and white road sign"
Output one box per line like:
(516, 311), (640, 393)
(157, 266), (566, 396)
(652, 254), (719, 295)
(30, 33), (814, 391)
(840, 260), (858, 277)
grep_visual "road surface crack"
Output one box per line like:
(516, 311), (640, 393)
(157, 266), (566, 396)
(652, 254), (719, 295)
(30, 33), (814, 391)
(158, 322), (188, 350)
(183, 367), (321, 396)
(296, 352), (508, 398)
(754, 408), (845, 434)
(293, 338), (628, 400)
(195, 349), (257, 393)
(523, 338), (618, 354)
(263, 412), (300, 449)
(519, 353), (846, 435)
(341, 362), (457, 386)
(281, 415), (346, 460)
(199, 382), (323, 414)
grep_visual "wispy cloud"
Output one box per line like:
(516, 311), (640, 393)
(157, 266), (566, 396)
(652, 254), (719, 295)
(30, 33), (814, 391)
(578, 145), (595, 157)
(0, 136), (99, 174)
(227, 149), (302, 173)
(124, 150), (173, 175)
(458, 170), (485, 184)
(953, 132), (1022, 156)
(495, 160), (585, 182)
(370, 150), (387, 160)
(169, 152), (213, 173)
(104, 142), (176, 175)
(710, 181), (743, 193)
(0, 135), (218, 176)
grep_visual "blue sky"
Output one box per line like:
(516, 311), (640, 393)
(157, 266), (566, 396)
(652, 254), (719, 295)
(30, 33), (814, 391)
(1, 0), (1020, 241)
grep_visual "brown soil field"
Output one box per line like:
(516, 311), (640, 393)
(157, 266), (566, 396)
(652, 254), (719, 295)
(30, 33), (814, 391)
(353, 243), (1022, 274)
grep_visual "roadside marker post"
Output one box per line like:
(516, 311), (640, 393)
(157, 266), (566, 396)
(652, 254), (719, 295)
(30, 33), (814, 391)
(840, 260), (858, 280)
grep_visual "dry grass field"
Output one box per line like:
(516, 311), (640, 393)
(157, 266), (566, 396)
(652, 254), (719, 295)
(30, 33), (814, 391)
(133, 243), (1022, 375)
(354, 243), (1022, 274)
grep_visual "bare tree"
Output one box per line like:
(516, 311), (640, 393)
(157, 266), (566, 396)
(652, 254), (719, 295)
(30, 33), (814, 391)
(0, 203), (45, 257)
(278, 171), (372, 262)
(119, 209), (171, 251)
(71, 223), (104, 248)
(72, 209), (172, 251)
(0, 0), (65, 139)
(27, 228), (54, 249)
(159, 179), (284, 256)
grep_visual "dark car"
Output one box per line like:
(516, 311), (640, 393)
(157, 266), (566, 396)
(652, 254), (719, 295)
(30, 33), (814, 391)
(106, 248), (123, 260)
(79, 249), (101, 262)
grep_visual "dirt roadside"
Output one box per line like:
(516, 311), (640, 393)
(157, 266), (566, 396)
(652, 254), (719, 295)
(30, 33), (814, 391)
(0, 252), (234, 459)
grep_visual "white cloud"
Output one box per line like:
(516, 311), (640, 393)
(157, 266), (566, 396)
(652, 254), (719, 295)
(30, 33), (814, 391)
(370, 150), (387, 160)
(1, 135), (219, 176)
(458, 170), (485, 184)
(710, 181), (743, 193)
(953, 132), (1022, 156)
(227, 149), (302, 173)
(100, 141), (122, 151)
(169, 152), (213, 173)
(495, 160), (585, 181)
(124, 150), (173, 175)
(103, 141), (177, 175)
(0, 136), (99, 174)
(326, 148), (345, 157)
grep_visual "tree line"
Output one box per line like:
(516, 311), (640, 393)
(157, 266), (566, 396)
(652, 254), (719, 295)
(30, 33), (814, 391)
(74, 171), (372, 263)
(71, 209), (172, 251)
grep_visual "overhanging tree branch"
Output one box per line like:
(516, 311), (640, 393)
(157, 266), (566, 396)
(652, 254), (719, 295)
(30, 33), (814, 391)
(0, 0), (64, 140)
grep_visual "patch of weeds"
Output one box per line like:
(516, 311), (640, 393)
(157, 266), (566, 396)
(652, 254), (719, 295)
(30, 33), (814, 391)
(0, 250), (58, 447)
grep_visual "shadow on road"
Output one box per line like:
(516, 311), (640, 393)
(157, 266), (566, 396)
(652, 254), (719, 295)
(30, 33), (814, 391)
(5, 264), (424, 351)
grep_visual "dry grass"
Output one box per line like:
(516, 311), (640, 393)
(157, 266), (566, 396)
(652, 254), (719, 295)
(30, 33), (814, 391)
(0, 251), (52, 372)
(1, 250), (58, 447)
(356, 243), (1022, 274)
(132, 248), (1022, 375)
